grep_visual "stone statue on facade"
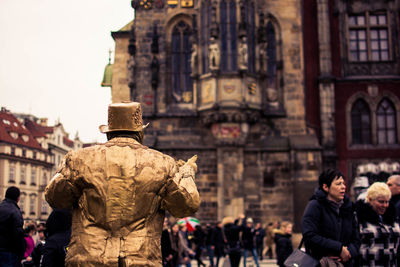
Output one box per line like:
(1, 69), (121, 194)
(238, 36), (248, 71)
(45, 102), (200, 267)
(259, 42), (268, 73)
(209, 37), (220, 71)
(190, 43), (198, 76)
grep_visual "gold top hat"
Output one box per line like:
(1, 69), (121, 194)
(99, 102), (149, 133)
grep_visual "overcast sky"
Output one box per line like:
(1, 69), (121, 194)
(0, 0), (133, 143)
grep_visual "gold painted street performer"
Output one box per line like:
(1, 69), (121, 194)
(45, 102), (200, 267)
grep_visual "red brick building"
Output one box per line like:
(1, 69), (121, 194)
(304, 0), (400, 188)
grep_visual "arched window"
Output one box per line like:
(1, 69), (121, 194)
(201, 0), (211, 74)
(266, 21), (277, 89)
(351, 99), (371, 144)
(171, 21), (193, 103)
(377, 98), (397, 144)
(220, 0), (237, 72)
(245, 1), (256, 73)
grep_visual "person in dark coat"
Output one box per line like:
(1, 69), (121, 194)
(356, 182), (400, 267)
(41, 209), (72, 267)
(302, 169), (360, 267)
(193, 225), (206, 267)
(222, 216), (242, 267)
(205, 224), (215, 267)
(387, 174), (400, 218)
(240, 217), (260, 267)
(30, 229), (46, 267)
(212, 222), (225, 267)
(161, 219), (173, 267)
(0, 186), (25, 267)
(254, 223), (265, 261)
(273, 221), (293, 267)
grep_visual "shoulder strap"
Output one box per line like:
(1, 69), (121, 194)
(298, 237), (304, 249)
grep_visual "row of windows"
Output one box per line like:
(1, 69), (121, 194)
(9, 163), (48, 186)
(19, 194), (48, 216)
(351, 97), (397, 145)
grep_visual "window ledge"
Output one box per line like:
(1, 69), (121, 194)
(349, 143), (400, 150)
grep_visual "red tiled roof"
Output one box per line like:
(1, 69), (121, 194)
(63, 136), (74, 148)
(0, 111), (43, 150)
(24, 119), (53, 138)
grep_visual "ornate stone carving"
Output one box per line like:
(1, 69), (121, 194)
(209, 37), (220, 71)
(190, 43), (198, 76)
(238, 37), (248, 71)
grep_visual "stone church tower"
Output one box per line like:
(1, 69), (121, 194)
(106, 0), (322, 228)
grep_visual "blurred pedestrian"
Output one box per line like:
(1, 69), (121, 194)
(30, 228), (46, 267)
(274, 221), (293, 267)
(264, 221), (278, 259)
(387, 174), (400, 217)
(162, 218), (174, 267)
(169, 223), (195, 267)
(254, 222), (265, 261)
(222, 216), (242, 267)
(0, 186), (25, 267)
(193, 225), (206, 267)
(205, 224), (215, 267)
(22, 224), (36, 266)
(212, 222), (225, 267)
(241, 217), (260, 267)
(356, 182), (400, 267)
(302, 169), (360, 267)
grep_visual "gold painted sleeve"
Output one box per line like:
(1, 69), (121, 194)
(45, 152), (81, 210)
(161, 155), (200, 218)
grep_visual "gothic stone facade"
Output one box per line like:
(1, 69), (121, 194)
(109, 0), (321, 228)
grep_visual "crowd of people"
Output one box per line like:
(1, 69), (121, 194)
(302, 169), (400, 267)
(1, 169), (400, 267)
(160, 214), (292, 267)
(0, 186), (71, 267)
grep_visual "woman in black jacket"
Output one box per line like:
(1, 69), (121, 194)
(302, 169), (360, 267)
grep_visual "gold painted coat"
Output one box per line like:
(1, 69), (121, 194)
(45, 137), (200, 267)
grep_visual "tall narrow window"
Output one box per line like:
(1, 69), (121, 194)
(348, 12), (390, 62)
(351, 99), (371, 144)
(20, 194), (25, 214)
(246, 1), (256, 73)
(377, 98), (397, 144)
(42, 172), (47, 186)
(220, 0), (237, 72)
(171, 21), (193, 104)
(31, 168), (36, 185)
(20, 165), (26, 184)
(9, 162), (15, 182)
(229, 0), (237, 71)
(29, 195), (36, 215)
(41, 201), (48, 215)
(266, 22), (277, 89)
(201, 1), (211, 74)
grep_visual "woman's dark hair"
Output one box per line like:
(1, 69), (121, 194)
(319, 169), (344, 189)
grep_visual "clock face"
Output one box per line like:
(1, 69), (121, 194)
(140, 0), (152, 9)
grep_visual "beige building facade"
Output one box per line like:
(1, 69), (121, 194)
(0, 108), (83, 222)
